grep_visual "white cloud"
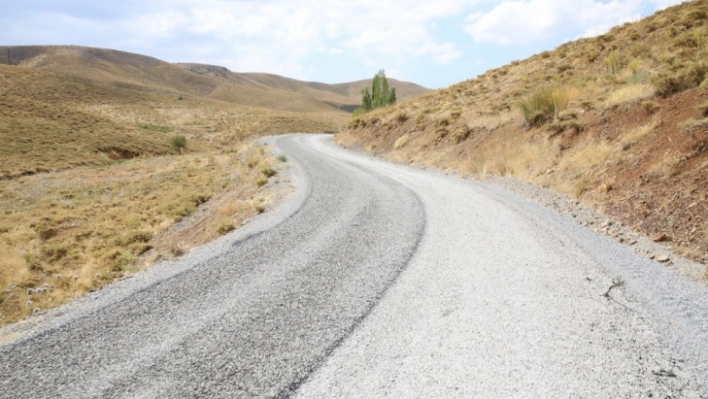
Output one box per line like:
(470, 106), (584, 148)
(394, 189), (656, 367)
(653, 0), (688, 10)
(111, 0), (478, 77)
(465, 0), (647, 45)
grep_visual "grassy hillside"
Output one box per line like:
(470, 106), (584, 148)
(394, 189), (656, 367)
(338, 0), (708, 269)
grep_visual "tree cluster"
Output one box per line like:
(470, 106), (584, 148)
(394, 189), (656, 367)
(360, 70), (396, 112)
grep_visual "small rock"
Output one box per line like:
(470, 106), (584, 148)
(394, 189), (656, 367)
(656, 255), (670, 263)
(26, 288), (35, 295)
(32, 308), (42, 316)
(653, 233), (670, 242)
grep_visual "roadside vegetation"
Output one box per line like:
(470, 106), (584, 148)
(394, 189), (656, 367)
(338, 0), (708, 270)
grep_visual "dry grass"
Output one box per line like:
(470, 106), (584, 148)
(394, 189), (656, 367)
(0, 143), (281, 326)
(394, 134), (411, 150)
(605, 84), (656, 108)
(620, 118), (660, 148)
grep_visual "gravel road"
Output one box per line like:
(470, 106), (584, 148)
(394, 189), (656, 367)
(2, 134), (707, 398)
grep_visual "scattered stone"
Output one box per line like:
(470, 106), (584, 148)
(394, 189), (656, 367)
(652, 369), (677, 378)
(26, 288), (35, 295)
(26, 300), (32, 307)
(656, 255), (670, 263)
(653, 233), (670, 242)
(56, 274), (62, 279)
(32, 308), (42, 316)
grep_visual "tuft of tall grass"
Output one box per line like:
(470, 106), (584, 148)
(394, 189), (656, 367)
(605, 50), (624, 75)
(516, 86), (574, 127)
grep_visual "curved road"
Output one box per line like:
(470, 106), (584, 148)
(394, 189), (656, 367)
(1, 134), (707, 398)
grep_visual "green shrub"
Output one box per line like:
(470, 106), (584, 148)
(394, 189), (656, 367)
(140, 124), (170, 133)
(217, 223), (235, 235)
(255, 177), (268, 187)
(261, 166), (277, 178)
(113, 252), (136, 271)
(352, 107), (367, 118)
(170, 135), (187, 153)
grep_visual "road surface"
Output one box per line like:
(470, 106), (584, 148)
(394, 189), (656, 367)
(1, 134), (707, 398)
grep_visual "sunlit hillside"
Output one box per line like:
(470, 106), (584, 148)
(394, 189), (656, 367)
(338, 0), (708, 268)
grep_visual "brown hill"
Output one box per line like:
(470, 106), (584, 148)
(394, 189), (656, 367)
(177, 63), (431, 112)
(338, 0), (708, 268)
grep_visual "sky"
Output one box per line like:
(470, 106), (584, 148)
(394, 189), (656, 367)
(0, 0), (688, 89)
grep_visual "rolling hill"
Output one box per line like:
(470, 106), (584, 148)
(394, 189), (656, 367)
(177, 63), (429, 112)
(338, 0), (708, 268)
(0, 45), (429, 179)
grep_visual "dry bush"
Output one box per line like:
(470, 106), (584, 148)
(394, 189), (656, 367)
(642, 100), (661, 114)
(516, 85), (576, 127)
(653, 61), (708, 96)
(394, 134), (411, 150)
(697, 101), (708, 118)
(679, 118), (708, 134)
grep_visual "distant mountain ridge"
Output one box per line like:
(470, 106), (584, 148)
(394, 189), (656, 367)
(0, 45), (430, 113)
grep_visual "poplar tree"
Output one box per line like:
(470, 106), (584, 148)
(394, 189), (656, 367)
(359, 69), (396, 112)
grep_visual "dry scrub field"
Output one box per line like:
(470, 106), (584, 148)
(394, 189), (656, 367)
(0, 143), (287, 326)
